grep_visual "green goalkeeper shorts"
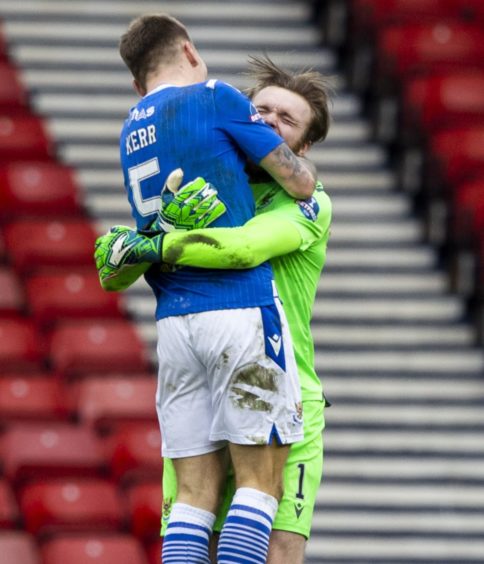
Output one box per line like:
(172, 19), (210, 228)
(161, 399), (325, 539)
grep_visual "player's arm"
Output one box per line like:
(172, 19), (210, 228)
(259, 143), (316, 200)
(161, 212), (302, 269)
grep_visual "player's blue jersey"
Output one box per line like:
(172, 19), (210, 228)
(120, 79), (284, 319)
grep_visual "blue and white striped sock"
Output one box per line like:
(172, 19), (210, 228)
(217, 487), (278, 563)
(161, 502), (215, 563)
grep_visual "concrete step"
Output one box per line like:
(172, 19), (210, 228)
(306, 535), (484, 563)
(11, 44), (335, 73)
(314, 350), (483, 375)
(0, 0), (312, 23)
(324, 456), (484, 482)
(4, 20), (321, 48)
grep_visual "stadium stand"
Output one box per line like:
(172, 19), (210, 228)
(0, 1), (483, 563)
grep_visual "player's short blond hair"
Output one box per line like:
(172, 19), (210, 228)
(246, 55), (333, 146)
(119, 13), (190, 89)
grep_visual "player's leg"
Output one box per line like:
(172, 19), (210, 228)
(267, 399), (325, 564)
(268, 530), (306, 564)
(203, 299), (303, 563)
(156, 315), (226, 563)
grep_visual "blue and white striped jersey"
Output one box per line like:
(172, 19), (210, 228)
(119, 79), (284, 319)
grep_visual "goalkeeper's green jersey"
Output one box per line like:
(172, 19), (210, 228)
(251, 180), (332, 401)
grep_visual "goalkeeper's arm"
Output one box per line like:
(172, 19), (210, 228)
(161, 212), (302, 269)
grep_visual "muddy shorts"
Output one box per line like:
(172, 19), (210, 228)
(155, 300), (303, 458)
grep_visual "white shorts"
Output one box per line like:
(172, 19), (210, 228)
(155, 299), (303, 458)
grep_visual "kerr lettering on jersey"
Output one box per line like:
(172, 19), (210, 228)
(297, 196), (320, 222)
(126, 124), (157, 155)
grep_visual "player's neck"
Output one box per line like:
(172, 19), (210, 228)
(145, 65), (203, 93)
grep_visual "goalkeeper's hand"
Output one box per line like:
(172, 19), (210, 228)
(155, 168), (226, 232)
(94, 169), (226, 292)
(94, 225), (163, 291)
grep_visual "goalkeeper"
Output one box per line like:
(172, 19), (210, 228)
(95, 55), (332, 564)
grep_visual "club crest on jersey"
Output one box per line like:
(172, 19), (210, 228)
(297, 196), (320, 221)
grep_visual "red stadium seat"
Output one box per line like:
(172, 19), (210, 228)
(49, 319), (150, 378)
(0, 531), (39, 564)
(376, 22), (484, 86)
(41, 534), (149, 564)
(0, 228), (6, 262)
(0, 266), (24, 315)
(0, 376), (67, 425)
(76, 376), (157, 432)
(0, 63), (28, 109)
(0, 479), (20, 527)
(0, 317), (43, 371)
(429, 126), (484, 188)
(0, 162), (82, 219)
(127, 481), (162, 541)
(4, 219), (98, 274)
(107, 422), (162, 484)
(20, 479), (125, 536)
(2, 422), (105, 484)
(0, 113), (53, 162)
(147, 538), (163, 564)
(403, 71), (484, 136)
(27, 271), (121, 328)
(452, 180), (484, 240)
(351, 0), (484, 36)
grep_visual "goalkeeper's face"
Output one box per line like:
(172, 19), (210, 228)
(252, 86), (312, 156)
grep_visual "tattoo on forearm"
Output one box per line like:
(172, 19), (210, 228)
(271, 143), (305, 181)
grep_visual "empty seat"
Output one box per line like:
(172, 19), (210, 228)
(0, 162), (81, 219)
(146, 538), (163, 564)
(4, 219), (98, 274)
(0, 376), (67, 425)
(127, 481), (162, 541)
(107, 423), (162, 484)
(429, 126), (484, 188)
(0, 531), (39, 564)
(0, 114), (52, 162)
(20, 479), (125, 536)
(27, 271), (121, 328)
(0, 266), (24, 315)
(2, 422), (105, 484)
(76, 376), (157, 432)
(49, 319), (150, 378)
(0, 63), (28, 109)
(452, 181), (484, 241)
(402, 71), (484, 136)
(0, 317), (43, 371)
(351, 0), (483, 36)
(41, 534), (148, 564)
(377, 22), (484, 86)
(0, 480), (20, 528)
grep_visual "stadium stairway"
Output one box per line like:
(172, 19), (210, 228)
(1, 1), (484, 562)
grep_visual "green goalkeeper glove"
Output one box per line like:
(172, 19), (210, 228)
(155, 168), (226, 231)
(94, 169), (227, 292)
(94, 226), (162, 291)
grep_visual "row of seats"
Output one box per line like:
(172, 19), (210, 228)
(0, 531), (161, 564)
(1, 475), (161, 539)
(0, 26), (162, 564)
(0, 317), (150, 376)
(337, 0), (484, 342)
(0, 375), (157, 430)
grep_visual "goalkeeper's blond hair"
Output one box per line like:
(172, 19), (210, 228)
(246, 55), (334, 147)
